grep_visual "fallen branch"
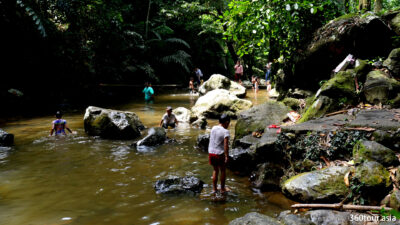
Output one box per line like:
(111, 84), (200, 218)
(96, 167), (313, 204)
(325, 110), (348, 117)
(292, 203), (392, 211)
(344, 127), (376, 132)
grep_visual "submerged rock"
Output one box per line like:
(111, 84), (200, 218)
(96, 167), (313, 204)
(196, 134), (209, 152)
(198, 74), (246, 98)
(282, 166), (351, 203)
(229, 212), (281, 225)
(353, 140), (399, 167)
(84, 106), (144, 139)
(0, 129), (14, 146)
(191, 89), (252, 119)
(363, 70), (400, 104)
(154, 176), (204, 194)
(234, 102), (290, 141)
(135, 127), (166, 147)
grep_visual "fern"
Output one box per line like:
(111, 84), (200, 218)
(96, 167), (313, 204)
(16, 0), (47, 37)
(160, 50), (191, 72)
(165, 38), (190, 49)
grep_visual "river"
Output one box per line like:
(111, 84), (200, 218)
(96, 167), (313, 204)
(0, 89), (294, 225)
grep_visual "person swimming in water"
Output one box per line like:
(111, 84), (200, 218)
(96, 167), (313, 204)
(50, 111), (73, 136)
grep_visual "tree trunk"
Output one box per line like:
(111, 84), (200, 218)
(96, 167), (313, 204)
(374, 0), (383, 13)
(344, 0), (349, 13)
(145, 0), (151, 40)
(359, 0), (371, 11)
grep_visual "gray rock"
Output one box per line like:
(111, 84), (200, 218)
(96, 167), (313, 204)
(191, 89), (252, 119)
(318, 70), (356, 102)
(154, 176), (204, 194)
(353, 140), (399, 167)
(384, 48), (400, 75)
(196, 134), (209, 152)
(0, 129), (14, 146)
(227, 148), (256, 175)
(390, 189), (400, 211)
(349, 109), (400, 131)
(234, 102), (290, 142)
(84, 106), (144, 139)
(287, 88), (313, 99)
(136, 127), (166, 146)
(298, 95), (337, 122)
(251, 162), (285, 191)
(282, 114), (353, 134)
(229, 212), (282, 225)
(305, 210), (370, 225)
(191, 117), (207, 129)
(199, 74), (246, 98)
(363, 70), (400, 104)
(282, 166), (351, 203)
(278, 211), (315, 225)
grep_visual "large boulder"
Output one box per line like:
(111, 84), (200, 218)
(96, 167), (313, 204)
(353, 140), (399, 167)
(191, 89), (252, 119)
(305, 210), (371, 225)
(234, 102), (290, 141)
(199, 74), (246, 98)
(84, 106), (144, 139)
(229, 212), (281, 225)
(227, 148), (257, 175)
(154, 176), (204, 195)
(135, 127), (166, 147)
(363, 70), (400, 104)
(0, 129), (14, 146)
(173, 107), (195, 123)
(384, 48), (400, 76)
(284, 14), (395, 92)
(282, 166), (351, 203)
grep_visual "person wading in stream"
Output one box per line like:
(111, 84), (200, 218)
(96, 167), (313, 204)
(142, 82), (154, 103)
(208, 114), (230, 194)
(50, 111), (73, 136)
(159, 106), (179, 129)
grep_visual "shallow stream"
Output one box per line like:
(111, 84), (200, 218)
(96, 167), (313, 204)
(0, 90), (294, 225)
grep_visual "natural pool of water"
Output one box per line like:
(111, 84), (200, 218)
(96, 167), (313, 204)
(0, 90), (294, 225)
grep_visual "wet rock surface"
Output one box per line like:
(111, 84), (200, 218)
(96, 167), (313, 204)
(353, 140), (399, 167)
(84, 106), (144, 139)
(0, 129), (14, 146)
(135, 127), (166, 147)
(154, 176), (204, 195)
(196, 134), (209, 152)
(251, 162), (284, 191)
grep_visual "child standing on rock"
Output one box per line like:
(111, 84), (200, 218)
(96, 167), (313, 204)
(208, 114), (230, 194)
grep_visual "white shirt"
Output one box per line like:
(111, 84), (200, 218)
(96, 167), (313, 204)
(162, 113), (176, 125)
(208, 125), (230, 155)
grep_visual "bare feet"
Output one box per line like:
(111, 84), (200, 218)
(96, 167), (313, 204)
(220, 187), (231, 194)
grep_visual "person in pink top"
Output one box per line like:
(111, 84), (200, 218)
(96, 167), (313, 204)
(234, 60), (243, 81)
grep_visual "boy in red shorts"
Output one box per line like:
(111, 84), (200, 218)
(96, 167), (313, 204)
(208, 114), (230, 194)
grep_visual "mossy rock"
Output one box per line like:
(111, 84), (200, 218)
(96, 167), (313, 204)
(319, 70), (356, 101)
(282, 98), (301, 110)
(354, 59), (371, 81)
(390, 13), (400, 35)
(353, 140), (399, 167)
(390, 189), (400, 210)
(383, 48), (400, 76)
(355, 161), (391, 188)
(229, 212), (281, 225)
(298, 95), (336, 123)
(282, 166), (351, 203)
(363, 70), (400, 104)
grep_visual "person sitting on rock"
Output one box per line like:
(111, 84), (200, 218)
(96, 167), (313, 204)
(208, 114), (230, 194)
(160, 106), (179, 129)
(50, 111), (73, 136)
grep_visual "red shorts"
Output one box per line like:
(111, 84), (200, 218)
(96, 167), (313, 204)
(209, 153), (225, 166)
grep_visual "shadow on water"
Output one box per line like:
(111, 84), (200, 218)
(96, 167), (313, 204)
(0, 89), (293, 225)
